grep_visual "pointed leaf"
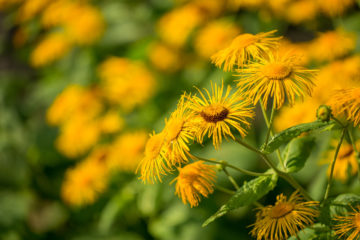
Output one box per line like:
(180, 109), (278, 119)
(284, 136), (315, 173)
(202, 174), (277, 227)
(261, 120), (335, 154)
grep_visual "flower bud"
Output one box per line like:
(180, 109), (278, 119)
(316, 105), (332, 122)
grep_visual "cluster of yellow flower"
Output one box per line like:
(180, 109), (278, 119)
(139, 24), (360, 238)
(0, 0), (104, 66)
(147, 0), (356, 74)
(46, 57), (155, 206)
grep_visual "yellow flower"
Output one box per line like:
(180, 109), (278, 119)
(334, 205), (360, 240)
(250, 191), (319, 240)
(55, 115), (100, 158)
(62, 3), (105, 45)
(173, 161), (216, 207)
(0, 0), (22, 10)
(31, 32), (71, 67)
(329, 88), (360, 126)
(317, 0), (355, 17)
(137, 132), (172, 183)
(320, 141), (359, 183)
(188, 82), (254, 149)
(237, 51), (316, 109)
(108, 131), (148, 172)
(157, 4), (205, 48)
(163, 95), (194, 165)
(98, 110), (124, 134)
(46, 84), (102, 126)
(41, 0), (73, 28)
(277, 39), (310, 66)
(194, 19), (241, 59)
(16, 0), (50, 23)
(148, 42), (183, 72)
(211, 30), (281, 71)
(274, 99), (318, 131)
(309, 30), (356, 62)
(285, 0), (318, 24)
(61, 150), (108, 206)
(98, 57), (156, 111)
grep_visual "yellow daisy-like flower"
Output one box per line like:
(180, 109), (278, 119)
(163, 96), (194, 165)
(320, 141), (359, 183)
(329, 88), (360, 126)
(211, 30), (281, 71)
(188, 82), (254, 149)
(173, 161), (216, 207)
(334, 205), (360, 240)
(250, 191), (319, 240)
(237, 51), (316, 109)
(137, 132), (172, 184)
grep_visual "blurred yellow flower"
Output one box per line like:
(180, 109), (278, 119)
(0, 0), (22, 10)
(16, 0), (50, 22)
(41, 0), (73, 28)
(309, 30), (356, 62)
(188, 82), (254, 149)
(250, 191), (319, 240)
(329, 88), (360, 126)
(62, 3), (105, 45)
(108, 131), (148, 172)
(157, 4), (205, 48)
(31, 32), (71, 67)
(137, 132), (172, 183)
(98, 110), (124, 134)
(173, 161), (216, 207)
(317, 0), (354, 17)
(334, 205), (360, 240)
(320, 141), (359, 183)
(274, 99), (318, 131)
(285, 0), (318, 24)
(228, 0), (264, 9)
(211, 30), (281, 71)
(277, 39), (310, 66)
(163, 95), (194, 165)
(55, 115), (100, 158)
(194, 20), (241, 59)
(238, 51), (316, 109)
(61, 150), (108, 206)
(148, 42), (183, 72)
(46, 84), (102, 126)
(98, 57), (156, 111)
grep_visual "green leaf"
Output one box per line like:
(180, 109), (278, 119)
(202, 174), (277, 227)
(284, 136), (315, 173)
(287, 224), (334, 240)
(330, 194), (360, 217)
(262, 120), (335, 154)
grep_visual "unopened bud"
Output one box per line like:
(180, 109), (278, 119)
(316, 105), (332, 122)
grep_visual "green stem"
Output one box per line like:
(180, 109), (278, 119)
(331, 115), (345, 128)
(216, 186), (236, 195)
(264, 101), (276, 147)
(259, 100), (285, 169)
(323, 128), (346, 201)
(235, 139), (312, 201)
(193, 155), (269, 177)
(223, 167), (240, 190)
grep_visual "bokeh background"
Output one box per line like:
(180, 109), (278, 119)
(1, 0), (360, 239)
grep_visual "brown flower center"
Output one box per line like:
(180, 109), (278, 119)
(269, 202), (294, 219)
(200, 104), (229, 123)
(262, 63), (292, 80)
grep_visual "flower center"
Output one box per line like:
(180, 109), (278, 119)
(232, 33), (257, 48)
(269, 202), (294, 219)
(353, 213), (360, 230)
(200, 104), (229, 123)
(166, 118), (184, 141)
(145, 133), (164, 159)
(262, 63), (292, 80)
